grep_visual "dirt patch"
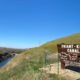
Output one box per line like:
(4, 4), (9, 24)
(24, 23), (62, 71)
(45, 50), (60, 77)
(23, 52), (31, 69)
(40, 63), (80, 80)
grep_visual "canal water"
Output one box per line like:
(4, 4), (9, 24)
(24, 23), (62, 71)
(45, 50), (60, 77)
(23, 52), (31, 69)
(0, 57), (14, 67)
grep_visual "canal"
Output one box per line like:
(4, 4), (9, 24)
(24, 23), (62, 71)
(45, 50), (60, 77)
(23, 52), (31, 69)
(0, 56), (14, 67)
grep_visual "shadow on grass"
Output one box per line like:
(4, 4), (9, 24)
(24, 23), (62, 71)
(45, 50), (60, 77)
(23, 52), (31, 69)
(65, 66), (80, 72)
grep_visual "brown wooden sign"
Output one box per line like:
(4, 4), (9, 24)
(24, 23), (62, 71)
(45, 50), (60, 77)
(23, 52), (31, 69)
(57, 43), (80, 69)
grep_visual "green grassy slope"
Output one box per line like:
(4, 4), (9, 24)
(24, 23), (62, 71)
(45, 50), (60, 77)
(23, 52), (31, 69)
(41, 33), (80, 53)
(0, 33), (80, 80)
(23, 33), (80, 55)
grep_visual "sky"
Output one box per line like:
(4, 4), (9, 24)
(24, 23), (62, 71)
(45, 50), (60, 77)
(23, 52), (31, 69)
(0, 0), (80, 48)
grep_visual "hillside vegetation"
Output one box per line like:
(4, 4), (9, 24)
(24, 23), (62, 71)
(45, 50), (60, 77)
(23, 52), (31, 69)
(0, 33), (80, 80)
(41, 33), (80, 53)
(0, 47), (25, 62)
(0, 47), (25, 54)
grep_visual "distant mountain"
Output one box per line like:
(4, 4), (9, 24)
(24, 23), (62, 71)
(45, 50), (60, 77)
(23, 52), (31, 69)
(0, 47), (25, 54)
(0, 47), (25, 62)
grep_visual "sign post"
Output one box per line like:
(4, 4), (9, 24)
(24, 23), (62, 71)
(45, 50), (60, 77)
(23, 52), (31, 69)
(57, 43), (80, 69)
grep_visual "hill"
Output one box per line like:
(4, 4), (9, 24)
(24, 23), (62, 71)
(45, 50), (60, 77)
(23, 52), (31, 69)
(41, 33), (80, 53)
(0, 47), (25, 54)
(0, 33), (80, 80)
(0, 47), (25, 62)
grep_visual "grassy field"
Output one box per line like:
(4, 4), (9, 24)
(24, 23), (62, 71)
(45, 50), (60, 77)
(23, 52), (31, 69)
(0, 52), (65, 80)
(0, 33), (80, 80)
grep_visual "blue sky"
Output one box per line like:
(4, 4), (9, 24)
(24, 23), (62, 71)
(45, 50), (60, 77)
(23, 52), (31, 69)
(0, 0), (80, 48)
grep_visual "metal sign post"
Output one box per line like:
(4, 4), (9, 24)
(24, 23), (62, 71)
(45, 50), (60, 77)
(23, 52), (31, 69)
(44, 49), (48, 66)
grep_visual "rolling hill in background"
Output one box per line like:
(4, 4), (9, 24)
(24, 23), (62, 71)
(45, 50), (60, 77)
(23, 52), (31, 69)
(0, 33), (80, 80)
(0, 47), (25, 62)
(0, 47), (25, 54)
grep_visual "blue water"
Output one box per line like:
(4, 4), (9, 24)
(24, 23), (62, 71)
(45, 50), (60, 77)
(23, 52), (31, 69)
(0, 57), (13, 67)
